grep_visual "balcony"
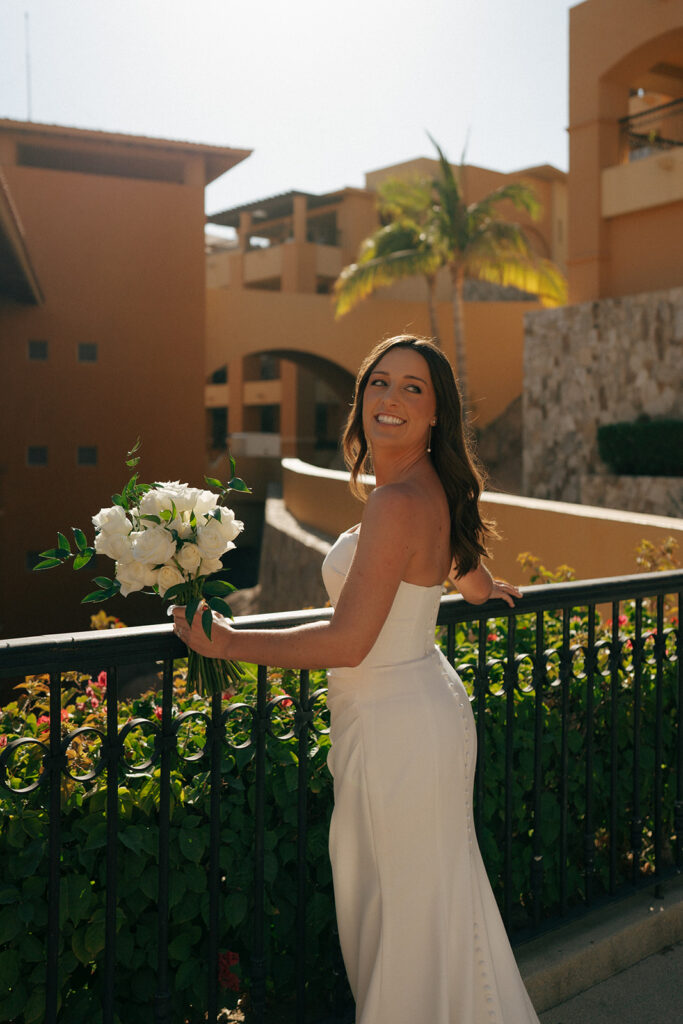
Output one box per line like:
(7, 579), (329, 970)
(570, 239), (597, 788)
(1, 569), (681, 1023)
(603, 98), (683, 218)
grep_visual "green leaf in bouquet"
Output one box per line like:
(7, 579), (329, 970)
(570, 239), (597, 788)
(202, 580), (234, 597)
(204, 476), (223, 489)
(189, 510), (197, 529)
(229, 454), (236, 478)
(125, 456), (140, 468)
(34, 557), (63, 571)
(208, 597), (233, 618)
(228, 476), (251, 493)
(140, 513), (161, 524)
(57, 532), (71, 553)
(38, 547), (70, 560)
(112, 493), (126, 509)
(162, 582), (185, 604)
(185, 596), (201, 627)
(93, 576), (114, 589)
(201, 607), (213, 640)
(72, 527), (87, 552)
(82, 589), (109, 603)
(126, 437), (142, 457)
(73, 549), (95, 571)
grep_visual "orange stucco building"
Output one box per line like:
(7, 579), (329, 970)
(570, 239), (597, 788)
(0, 119), (249, 638)
(568, 0), (683, 302)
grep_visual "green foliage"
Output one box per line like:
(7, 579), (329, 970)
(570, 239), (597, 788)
(0, 595), (678, 1021)
(597, 418), (683, 476)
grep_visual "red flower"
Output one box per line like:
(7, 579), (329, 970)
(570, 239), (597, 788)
(0, 735), (7, 748)
(218, 950), (240, 992)
(280, 697), (293, 709)
(37, 715), (50, 726)
(61, 709), (69, 721)
(154, 706), (163, 721)
(487, 632), (500, 643)
(97, 671), (108, 689)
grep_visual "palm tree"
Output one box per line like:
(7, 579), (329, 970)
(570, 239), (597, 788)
(334, 136), (567, 413)
(334, 176), (443, 341)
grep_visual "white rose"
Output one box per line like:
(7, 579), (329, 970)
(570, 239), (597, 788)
(176, 543), (202, 574)
(151, 481), (200, 514)
(199, 556), (225, 576)
(138, 488), (169, 518)
(94, 530), (134, 562)
(130, 526), (176, 566)
(196, 517), (235, 560)
(215, 508), (244, 543)
(92, 505), (131, 535)
(192, 489), (219, 517)
(115, 559), (154, 597)
(155, 564), (185, 597)
(168, 515), (194, 540)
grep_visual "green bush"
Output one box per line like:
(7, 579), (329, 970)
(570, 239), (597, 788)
(0, 600), (679, 1022)
(597, 418), (683, 476)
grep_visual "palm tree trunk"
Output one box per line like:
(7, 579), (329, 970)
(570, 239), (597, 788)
(450, 264), (469, 416)
(426, 274), (440, 346)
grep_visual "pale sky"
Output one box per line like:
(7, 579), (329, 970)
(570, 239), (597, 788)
(0, 0), (577, 216)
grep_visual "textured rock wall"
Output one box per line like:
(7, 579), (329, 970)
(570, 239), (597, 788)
(256, 494), (332, 613)
(523, 287), (683, 507)
(580, 476), (683, 519)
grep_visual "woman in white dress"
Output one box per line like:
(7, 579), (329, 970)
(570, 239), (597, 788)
(173, 335), (540, 1023)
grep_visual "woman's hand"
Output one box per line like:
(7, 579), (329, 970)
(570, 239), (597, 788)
(172, 604), (232, 659)
(489, 579), (523, 608)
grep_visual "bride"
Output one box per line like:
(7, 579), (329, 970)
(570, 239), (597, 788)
(173, 335), (540, 1023)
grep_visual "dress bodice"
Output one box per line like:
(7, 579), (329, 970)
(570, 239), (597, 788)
(322, 531), (443, 669)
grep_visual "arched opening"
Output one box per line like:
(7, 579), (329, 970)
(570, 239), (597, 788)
(206, 350), (355, 470)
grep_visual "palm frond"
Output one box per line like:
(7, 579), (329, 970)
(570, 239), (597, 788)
(469, 255), (567, 306)
(334, 248), (442, 317)
(377, 176), (433, 225)
(468, 183), (540, 227)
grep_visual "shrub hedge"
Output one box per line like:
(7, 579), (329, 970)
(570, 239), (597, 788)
(0, 601), (679, 1023)
(597, 418), (683, 476)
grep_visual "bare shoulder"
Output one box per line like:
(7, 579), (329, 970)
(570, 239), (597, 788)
(365, 481), (420, 519)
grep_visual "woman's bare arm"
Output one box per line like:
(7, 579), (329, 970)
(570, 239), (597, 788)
(451, 562), (522, 607)
(173, 486), (420, 669)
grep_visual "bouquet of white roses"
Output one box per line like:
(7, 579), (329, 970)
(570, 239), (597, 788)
(34, 442), (250, 695)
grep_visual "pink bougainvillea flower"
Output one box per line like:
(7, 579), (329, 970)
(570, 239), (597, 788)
(154, 706), (163, 721)
(280, 697), (293, 709)
(218, 950), (240, 992)
(0, 735), (7, 748)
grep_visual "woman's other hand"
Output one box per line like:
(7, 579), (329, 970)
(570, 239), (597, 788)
(488, 578), (523, 607)
(172, 604), (232, 658)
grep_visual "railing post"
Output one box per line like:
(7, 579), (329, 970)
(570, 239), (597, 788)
(296, 669), (311, 1024)
(584, 609), (596, 906)
(154, 660), (174, 1024)
(44, 671), (63, 1024)
(207, 688), (225, 1022)
(531, 610), (546, 926)
(103, 665), (120, 1024)
(251, 664), (269, 1024)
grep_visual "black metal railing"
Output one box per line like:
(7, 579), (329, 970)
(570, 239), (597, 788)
(0, 569), (681, 1024)
(620, 96), (683, 157)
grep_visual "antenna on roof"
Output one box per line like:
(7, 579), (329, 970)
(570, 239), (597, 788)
(25, 11), (33, 120)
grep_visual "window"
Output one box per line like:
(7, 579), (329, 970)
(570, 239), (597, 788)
(28, 340), (48, 360)
(27, 446), (48, 466)
(77, 446), (98, 466)
(78, 343), (98, 363)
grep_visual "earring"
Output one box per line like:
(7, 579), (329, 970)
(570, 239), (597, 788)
(427, 420), (436, 453)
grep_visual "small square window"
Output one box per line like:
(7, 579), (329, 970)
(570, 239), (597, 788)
(27, 445), (48, 466)
(28, 340), (48, 360)
(77, 445), (98, 466)
(78, 343), (98, 363)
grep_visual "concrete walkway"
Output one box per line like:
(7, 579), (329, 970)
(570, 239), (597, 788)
(538, 941), (683, 1023)
(517, 876), (683, 1023)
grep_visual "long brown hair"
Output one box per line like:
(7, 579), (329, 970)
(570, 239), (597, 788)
(342, 335), (495, 576)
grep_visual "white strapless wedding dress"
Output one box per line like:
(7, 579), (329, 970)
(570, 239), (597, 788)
(322, 531), (540, 1024)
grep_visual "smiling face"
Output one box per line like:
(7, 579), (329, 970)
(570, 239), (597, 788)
(361, 346), (437, 457)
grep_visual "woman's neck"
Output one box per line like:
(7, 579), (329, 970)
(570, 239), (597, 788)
(372, 446), (431, 487)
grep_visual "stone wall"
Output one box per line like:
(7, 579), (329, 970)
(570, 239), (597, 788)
(255, 492), (332, 613)
(580, 475), (683, 519)
(523, 287), (683, 509)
